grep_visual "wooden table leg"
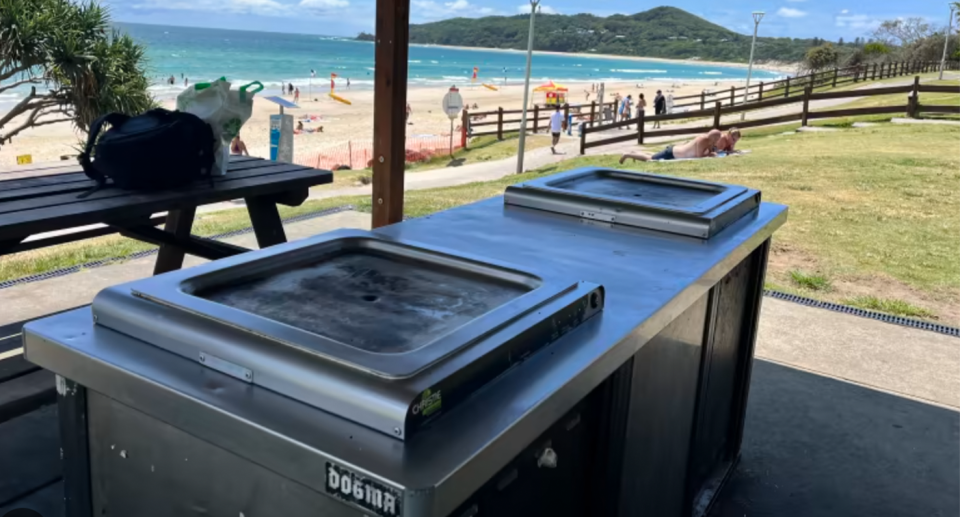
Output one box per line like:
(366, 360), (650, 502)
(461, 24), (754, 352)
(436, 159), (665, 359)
(153, 206), (196, 275)
(245, 197), (287, 249)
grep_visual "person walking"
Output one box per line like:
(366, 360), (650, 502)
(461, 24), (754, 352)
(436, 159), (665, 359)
(294, 87), (300, 104)
(653, 90), (665, 129)
(549, 105), (564, 154)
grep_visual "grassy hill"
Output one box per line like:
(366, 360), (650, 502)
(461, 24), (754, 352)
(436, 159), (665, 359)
(407, 6), (822, 63)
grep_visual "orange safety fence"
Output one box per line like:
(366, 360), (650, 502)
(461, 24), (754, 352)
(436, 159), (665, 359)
(294, 135), (463, 171)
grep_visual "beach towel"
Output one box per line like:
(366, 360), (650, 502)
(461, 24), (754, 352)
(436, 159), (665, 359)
(652, 150), (752, 162)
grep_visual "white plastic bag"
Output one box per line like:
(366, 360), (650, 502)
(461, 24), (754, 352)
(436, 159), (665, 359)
(176, 78), (263, 175)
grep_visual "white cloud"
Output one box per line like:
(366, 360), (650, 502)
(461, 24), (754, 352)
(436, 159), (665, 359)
(300, 0), (349, 9)
(132, 0), (295, 16)
(412, 0), (504, 21)
(776, 7), (807, 18)
(840, 9), (849, 14)
(835, 14), (880, 31)
(517, 3), (557, 14)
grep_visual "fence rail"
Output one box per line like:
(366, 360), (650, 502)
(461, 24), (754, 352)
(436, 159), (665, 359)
(459, 60), (951, 144)
(578, 74), (959, 154)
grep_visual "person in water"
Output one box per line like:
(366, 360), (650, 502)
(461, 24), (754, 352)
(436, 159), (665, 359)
(619, 129), (721, 163)
(230, 134), (249, 156)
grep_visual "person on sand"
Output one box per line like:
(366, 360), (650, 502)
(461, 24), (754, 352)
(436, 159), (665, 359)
(653, 90), (665, 128)
(230, 134), (249, 156)
(549, 105), (564, 155)
(294, 87), (300, 104)
(637, 93), (647, 117)
(714, 128), (741, 154)
(406, 102), (412, 124)
(619, 129), (721, 163)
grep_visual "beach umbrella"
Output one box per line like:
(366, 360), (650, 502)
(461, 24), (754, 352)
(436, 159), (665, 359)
(533, 80), (568, 92)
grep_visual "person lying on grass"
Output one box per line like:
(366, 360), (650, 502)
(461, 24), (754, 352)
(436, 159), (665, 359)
(714, 128), (741, 154)
(619, 129), (721, 163)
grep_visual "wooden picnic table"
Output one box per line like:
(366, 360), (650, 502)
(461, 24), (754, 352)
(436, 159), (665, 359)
(0, 155), (332, 274)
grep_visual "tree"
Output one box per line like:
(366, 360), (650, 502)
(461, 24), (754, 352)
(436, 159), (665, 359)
(863, 42), (891, 55)
(802, 43), (840, 72)
(871, 17), (933, 46)
(0, 0), (154, 147)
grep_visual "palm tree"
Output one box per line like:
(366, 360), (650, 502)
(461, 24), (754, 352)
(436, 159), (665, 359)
(0, 0), (155, 147)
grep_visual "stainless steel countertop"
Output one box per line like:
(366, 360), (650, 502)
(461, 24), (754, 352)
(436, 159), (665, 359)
(24, 194), (787, 517)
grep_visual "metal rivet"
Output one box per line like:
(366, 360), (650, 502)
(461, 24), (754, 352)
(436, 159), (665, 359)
(379, 156), (384, 163)
(378, 198), (383, 205)
(120, 450), (128, 459)
(393, 427), (402, 436)
(244, 372), (251, 380)
(110, 444), (115, 450)
(199, 354), (206, 362)
(93, 314), (98, 322)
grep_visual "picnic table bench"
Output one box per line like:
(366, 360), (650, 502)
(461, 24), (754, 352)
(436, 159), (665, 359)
(0, 155), (332, 273)
(0, 155), (332, 514)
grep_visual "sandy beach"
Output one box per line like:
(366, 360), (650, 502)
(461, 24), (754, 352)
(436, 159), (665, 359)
(0, 77), (752, 167)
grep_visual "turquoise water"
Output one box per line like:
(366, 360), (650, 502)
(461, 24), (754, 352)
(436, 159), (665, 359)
(0, 22), (782, 104)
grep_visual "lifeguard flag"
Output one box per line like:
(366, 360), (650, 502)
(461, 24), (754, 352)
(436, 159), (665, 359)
(472, 67), (478, 82)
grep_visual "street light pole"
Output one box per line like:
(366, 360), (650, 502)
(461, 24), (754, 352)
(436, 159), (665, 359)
(741, 11), (765, 121)
(940, 5), (955, 80)
(516, 0), (541, 174)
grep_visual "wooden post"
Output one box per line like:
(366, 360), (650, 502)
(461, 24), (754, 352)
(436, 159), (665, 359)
(729, 86), (735, 106)
(371, 0), (411, 228)
(758, 82), (764, 101)
(908, 75), (920, 118)
(533, 104), (539, 133)
(563, 103), (570, 132)
(497, 107), (503, 140)
(872, 63), (877, 80)
(461, 108), (469, 149)
(801, 86), (812, 126)
(713, 101), (721, 129)
(590, 101), (596, 127)
(579, 123), (586, 155)
(785, 77), (791, 98)
(832, 68), (838, 87)
(700, 90), (706, 110)
(636, 110), (644, 144)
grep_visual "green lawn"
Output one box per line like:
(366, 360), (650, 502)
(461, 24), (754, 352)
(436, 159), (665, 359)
(2, 123), (957, 321)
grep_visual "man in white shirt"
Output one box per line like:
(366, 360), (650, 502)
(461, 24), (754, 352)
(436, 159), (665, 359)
(549, 106), (564, 154)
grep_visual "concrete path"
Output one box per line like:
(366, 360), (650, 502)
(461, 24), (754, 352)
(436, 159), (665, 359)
(891, 117), (960, 126)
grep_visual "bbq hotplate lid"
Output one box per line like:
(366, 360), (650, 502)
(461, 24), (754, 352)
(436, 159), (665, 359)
(504, 168), (760, 238)
(98, 230), (594, 379)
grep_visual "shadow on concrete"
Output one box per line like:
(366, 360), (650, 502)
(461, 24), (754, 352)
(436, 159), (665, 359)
(445, 158), (466, 167)
(711, 359), (960, 517)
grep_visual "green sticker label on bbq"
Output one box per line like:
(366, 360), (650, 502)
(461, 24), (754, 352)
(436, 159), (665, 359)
(412, 388), (442, 417)
(326, 462), (401, 517)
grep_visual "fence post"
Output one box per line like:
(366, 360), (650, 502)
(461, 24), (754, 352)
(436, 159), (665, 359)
(872, 63), (877, 80)
(348, 140), (353, 169)
(758, 82), (764, 101)
(713, 101), (722, 129)
(590, 101), (596, 127)
(801, 86), (812, 126)
(579, 123), (586, 155)
(908, 75), (920, 118)
(832, 68), (838, 87)
(700, 90), (705, 110)
(461, 109), (469, 149)
(785, 77), (791, 98)
(729, 86), (735, 106)
(497, 107), (503, 140)
(637, 110), (644, 144)
(533, 104), (539, 133)
(564, 103), (570, 132)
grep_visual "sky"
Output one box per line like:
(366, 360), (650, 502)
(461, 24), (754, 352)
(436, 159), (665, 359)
(105, 0), (953, 42)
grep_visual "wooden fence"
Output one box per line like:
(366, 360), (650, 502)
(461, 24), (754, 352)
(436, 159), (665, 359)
(462, 60), (953, 145)
(579, 76), (960, 154)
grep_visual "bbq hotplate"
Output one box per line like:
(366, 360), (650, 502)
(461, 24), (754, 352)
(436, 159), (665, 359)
(504, 168), (760, 238)
(91, 229), (603, 439)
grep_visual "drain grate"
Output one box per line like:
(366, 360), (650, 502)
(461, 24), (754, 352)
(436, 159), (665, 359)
(764, 290), (959, 338)
(0, 204), (356, 291)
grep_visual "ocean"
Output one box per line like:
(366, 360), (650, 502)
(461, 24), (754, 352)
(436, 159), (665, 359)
(1, 23), (782, 104)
